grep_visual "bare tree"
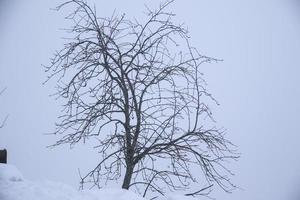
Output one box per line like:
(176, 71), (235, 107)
(45, 0), (238, 198)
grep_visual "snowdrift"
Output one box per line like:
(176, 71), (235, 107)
(0, 164), (196, 200)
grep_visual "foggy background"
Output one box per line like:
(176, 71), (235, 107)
(1, 0), (300, 199)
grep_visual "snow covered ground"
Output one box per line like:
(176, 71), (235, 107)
(0, 164), (196, 200)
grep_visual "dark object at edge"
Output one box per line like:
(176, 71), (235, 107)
(0, 149), (7, 163)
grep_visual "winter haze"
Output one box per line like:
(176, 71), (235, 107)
(1, 0), (300, 199)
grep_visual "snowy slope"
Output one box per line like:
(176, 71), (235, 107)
(0, 164), (196, 200)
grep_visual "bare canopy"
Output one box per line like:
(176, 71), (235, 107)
(45, 0), (238, 198)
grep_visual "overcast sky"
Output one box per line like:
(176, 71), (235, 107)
(1, 0), (300, 200)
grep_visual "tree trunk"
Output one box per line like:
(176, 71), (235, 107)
(122, 165), (134, 189)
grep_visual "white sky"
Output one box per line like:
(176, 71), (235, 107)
(1, 0), (300, 199)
